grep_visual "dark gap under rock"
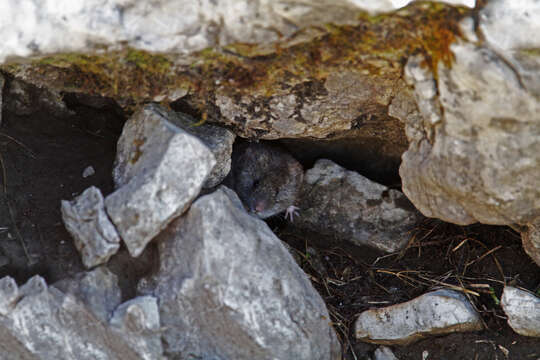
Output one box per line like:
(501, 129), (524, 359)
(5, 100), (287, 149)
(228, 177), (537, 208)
(0, 99), (155, 301)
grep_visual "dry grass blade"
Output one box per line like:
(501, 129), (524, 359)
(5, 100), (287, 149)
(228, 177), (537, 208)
(0, 132), (36, 158)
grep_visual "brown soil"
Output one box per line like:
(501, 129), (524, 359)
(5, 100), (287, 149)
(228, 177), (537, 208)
(1, 103), (539, 359)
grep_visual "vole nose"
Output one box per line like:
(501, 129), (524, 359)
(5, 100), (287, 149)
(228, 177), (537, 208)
(254, 201), (265, 213)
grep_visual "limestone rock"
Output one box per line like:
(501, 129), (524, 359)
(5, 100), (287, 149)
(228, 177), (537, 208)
(501, 286), (540, 337)
(163, 107), (235, 188)
(355, 289), (483, 345)
(52, 266), (122, 322)
(61, 186), (121, 268)
(295, 159), (421, 253)
(105, 104), (216, 257)
(0, 275), (163, 359)
(144, 186), (341, 359)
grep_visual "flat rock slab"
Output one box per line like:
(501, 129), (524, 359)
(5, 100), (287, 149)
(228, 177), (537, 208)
(355, 289), (483, 345)
(144, 186), (341, 360)
(61, 186), (121, 268)
(501, 286), (540, 337)
(295, 159), (422, 253)
(105, 104), (215, 257)
(0, 275), (163, 359)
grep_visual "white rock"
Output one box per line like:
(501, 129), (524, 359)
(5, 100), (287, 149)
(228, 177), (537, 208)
(61, 186), (121, 268)
(105, 104), (215, 257)
(501, 286), (540, 337)
(143, 186), (341, 359)
(82, 165), (95, 178)
(355, 289), (483, 345)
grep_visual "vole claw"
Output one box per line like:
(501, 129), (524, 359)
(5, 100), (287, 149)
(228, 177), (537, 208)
(284, 205), (300, 222)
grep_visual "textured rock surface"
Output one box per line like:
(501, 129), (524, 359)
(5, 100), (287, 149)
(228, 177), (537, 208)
(355, 289), (483, 345)
(396, 2), (540, 229)
(52, 267), (122, 322)
(143, 186), (341, 359)
(0, 275), (163, 359)
(295, 159), (421, 253)
(163, 107), (235, 188)
(105, 104), (215, 257)
(501, 286), (540, 337)
(61, 186), (121, 268)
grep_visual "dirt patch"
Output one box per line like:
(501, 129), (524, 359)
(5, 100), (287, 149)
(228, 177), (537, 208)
(0, 104), (155, 300)
(274, 218), (540, 360)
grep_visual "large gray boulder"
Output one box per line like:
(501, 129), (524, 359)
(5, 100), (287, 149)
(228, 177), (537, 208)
(105, 104), (215, 257)
(142, 186), (341, 359)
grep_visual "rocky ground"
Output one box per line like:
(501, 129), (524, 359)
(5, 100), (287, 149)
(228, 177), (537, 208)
(0, 101), (538, 359)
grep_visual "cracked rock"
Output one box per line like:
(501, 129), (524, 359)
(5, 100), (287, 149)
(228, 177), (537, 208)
(355, 289), (483, 345)
(61, 186), (121, 268)
(295, 159), (422, 253)
(0, 275), (163, 359)
(142, 186), (341, 359)
(501, 286), (540, 337)
(105, 104), (216, 257)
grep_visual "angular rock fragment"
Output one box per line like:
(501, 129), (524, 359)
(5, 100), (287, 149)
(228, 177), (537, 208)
(295, 159), (421, 253)
(52, 266), (122, 322)
(143, 186), (341, 359)
(501, 286), (540, 337)
(162, 106), (235, 188)
(355, 289), (483, 345)
(105, 104), (216, 257)
(61, 186), (121, 268)
(0, 275), (163, 359)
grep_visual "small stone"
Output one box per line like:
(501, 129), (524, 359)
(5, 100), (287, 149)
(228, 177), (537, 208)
(355, 289), (483, 345)
(105, 104), (216, 257)
(501, 286), (540, 337)
(61, 186), (121, 268)
(295, 159), (422, 253)
(82, 165), (95, 178)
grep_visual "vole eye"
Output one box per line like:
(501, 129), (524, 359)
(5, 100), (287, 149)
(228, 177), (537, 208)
(252, 179), (260, 189)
